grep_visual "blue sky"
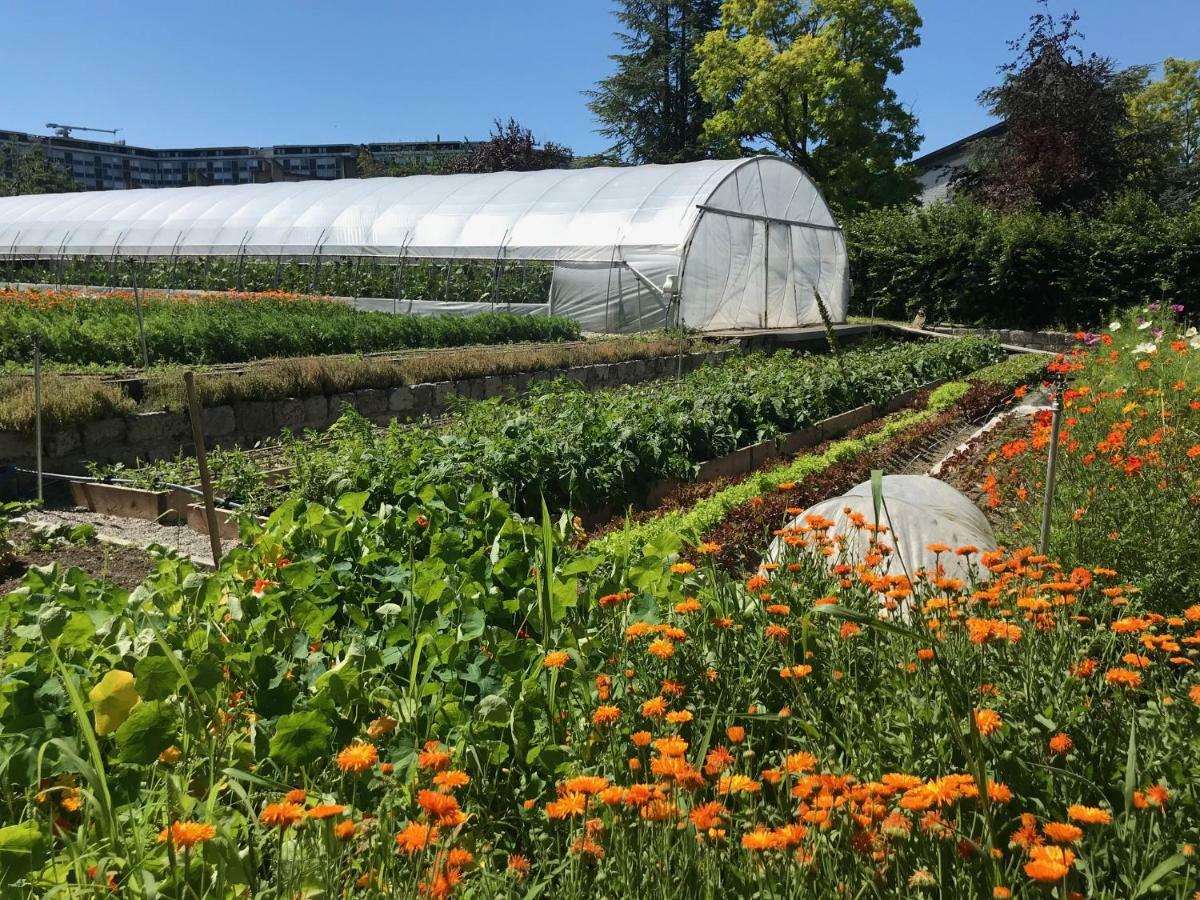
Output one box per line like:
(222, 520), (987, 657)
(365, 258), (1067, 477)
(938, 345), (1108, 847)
(2, 0), (1197, 158)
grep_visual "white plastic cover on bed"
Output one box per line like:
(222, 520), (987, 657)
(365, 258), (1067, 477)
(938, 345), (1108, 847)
(0, 157), (848, 333)
(767, 475), (997, 583)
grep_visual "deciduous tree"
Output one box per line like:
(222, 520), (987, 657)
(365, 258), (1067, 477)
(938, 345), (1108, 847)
(0, 143), (77, 197)
(694, 0), (922, 214)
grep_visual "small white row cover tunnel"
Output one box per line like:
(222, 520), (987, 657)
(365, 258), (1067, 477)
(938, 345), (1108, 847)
(0, 156), (849, 333)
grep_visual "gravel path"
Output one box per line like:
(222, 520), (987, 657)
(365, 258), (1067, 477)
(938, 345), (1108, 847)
(27, 508), (225, 568)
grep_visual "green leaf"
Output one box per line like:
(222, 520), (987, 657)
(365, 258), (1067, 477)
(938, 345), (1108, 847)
(115, 700), (178, 765)
(134, 656), (181, 701)
(0, 821), (46, 887)
(268, 711), (332, 769)
(1134, 853), (1187, 897)
(88, 669), (139, 736)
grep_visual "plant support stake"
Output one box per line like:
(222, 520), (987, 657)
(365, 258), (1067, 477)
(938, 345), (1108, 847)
(33, 337), (43, 503)
(131, 266), (149, 370)
(184, 371), (223, 566)
(1038, 377), (1065, 555)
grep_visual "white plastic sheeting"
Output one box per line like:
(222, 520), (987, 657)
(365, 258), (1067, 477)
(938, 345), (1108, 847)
(767, 475), (997, 583)
(0, 157), (847, 333)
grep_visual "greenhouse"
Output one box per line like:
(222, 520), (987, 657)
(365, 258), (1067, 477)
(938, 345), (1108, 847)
(0, 156), (848, 333)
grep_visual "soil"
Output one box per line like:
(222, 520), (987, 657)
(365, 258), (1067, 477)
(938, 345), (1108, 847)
(0, 524), (157, 594)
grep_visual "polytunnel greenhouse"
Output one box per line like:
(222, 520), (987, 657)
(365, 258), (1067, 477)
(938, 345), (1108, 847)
(0, 156), (848, 333)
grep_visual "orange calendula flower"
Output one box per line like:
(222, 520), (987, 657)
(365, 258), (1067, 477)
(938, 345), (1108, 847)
(1048, 732), (1073, 755)
(726, 725), (745, 744)
(418, 740), (451, 771)
(367, 715), (398, 738)
(631, 730), (653, 747)
(1066, 804), (1112, 825)
(336, 742), (379, 775)
(260, 802), (305, 830)
(543, 651), (570, 670)
(689, 801), (726, 830)
(417, 789), (463, 825)
(395, 822), (438, 854)
(562, 775), (609, 795)
(647, 638), (675, 660)
(308, 803), (348, 819)
(640, 696), (668, 718)
(592, 705), (621, 726)
(1042, 822), (1083, 844)
(974, 708), (1003, 737)
(334, 819), (356, 840)
(433, 770), (471, 792)
(1025, 844), (1075, 882)
(157, 820), (216, 848)
(158, 745), (181, 766)
(1104, 667), (1142, 689)
(546, 792), (588, 819)
(670, 562), (696, 575)
(506, 853), (531, 879)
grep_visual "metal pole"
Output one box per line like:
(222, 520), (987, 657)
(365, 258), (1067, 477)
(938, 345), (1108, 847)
(184, 371), (224, 566)
(132, 265), (150, 370)
(1038, 378), (1065, 555)
(33, 337), (43, 503)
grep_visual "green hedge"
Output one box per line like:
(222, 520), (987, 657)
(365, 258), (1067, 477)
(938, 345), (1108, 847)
(845, 194), (1200, 329)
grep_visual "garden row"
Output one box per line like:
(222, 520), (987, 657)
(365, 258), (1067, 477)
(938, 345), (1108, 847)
(589, 353), (1050, 568)
(219, 336), (1003, 519)
(0, 289), (578, 369)
(3, 255), (551, 307)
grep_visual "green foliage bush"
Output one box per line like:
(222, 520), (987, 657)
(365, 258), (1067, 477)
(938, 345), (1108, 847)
(846, 195), (1200, 329)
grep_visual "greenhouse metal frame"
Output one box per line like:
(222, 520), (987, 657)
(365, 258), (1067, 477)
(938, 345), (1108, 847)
(0, 157), (849, 333)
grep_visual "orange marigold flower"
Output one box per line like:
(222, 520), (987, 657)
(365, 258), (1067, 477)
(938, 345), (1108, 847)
(746, 574), (769, 592)
(631, 730), (653, 747)
(1067, 804), (1112, 825)
(741, 826), (779, 851)
(543, 651), (570, 670)
(157, 820), (216, 848)
(417, 789), (462, 823)
(1104, 667), (1142, 689)
(670, 562), (696, 575)
(717, 774), (761, 795)
(592, 705), (621, 727)
(308, 804), (348, 819)
(839, 621), (862, 640)
(665, 709), (693, 725)
(695, 541), (722, 555)
(1048, 732), (1073, 755)
(337, 742), (379, 775)
(396, 822), (438, 854)
(433, 770), (471, 792)
(764, 623), (790, 642)
(917, 648), (935, 662)
(654, 736), (689, 757)
(570, 836), (605, 859)
(1189, 684), (1200, 705)
(675, 597), (702, 614)
(726, 726), (745, 744)
(974, 708), (1003, 737)
(1025, 844), (1075, 882)
(367, 715), (398, 738)
(334, 819), (356, 840)
(1042, 822), (1083, 844)
(704, 746), (735, 776)
(260, 802), (305, 829)
(1111, 617), (1150, 634)
(285, 788), (307, 804)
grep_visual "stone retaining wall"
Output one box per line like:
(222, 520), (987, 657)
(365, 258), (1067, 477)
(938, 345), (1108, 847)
(929, 326), (1073, 353)
(1, 350), (733, 475)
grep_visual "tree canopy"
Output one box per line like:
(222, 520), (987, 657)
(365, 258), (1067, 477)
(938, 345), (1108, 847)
(588, 0), (724, 164)
(956, 5), (1150, 212)
(0, 143), (77, 197)
(694, 0), (922, 215)
(1127, 57), (1200, 210)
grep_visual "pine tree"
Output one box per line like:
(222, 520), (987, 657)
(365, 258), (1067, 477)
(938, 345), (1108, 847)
(587, 0), (723, 164)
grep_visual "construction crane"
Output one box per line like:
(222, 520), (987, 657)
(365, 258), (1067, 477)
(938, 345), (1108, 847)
(45, 123), (123, 141)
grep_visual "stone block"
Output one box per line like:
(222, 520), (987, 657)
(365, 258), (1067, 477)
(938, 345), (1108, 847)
(232, 400), (278, 437)
(301, 395), (329, 428)
(388, 386), (416, 414)
(272, 398), (307, 432)
(408, 383), (434, 415)
(82, 417), (127, 453)
(430, 381), (455, 413)
(201, 405), (236, 438)
(330, 392), (357, 418)
(127, 411), (189, 446)
(506, 372), (530, 396)
(481, 375), (503, 399)
(0, 430), (31, 461)
(48, 428), (82, 458)
(353, 389), (388, 418)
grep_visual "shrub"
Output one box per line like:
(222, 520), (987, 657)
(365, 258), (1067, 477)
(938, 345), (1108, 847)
(846, 194), (1200, 329)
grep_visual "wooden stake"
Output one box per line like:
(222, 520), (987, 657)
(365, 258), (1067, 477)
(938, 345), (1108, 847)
(184, 371), (223, 565)
(33, 337), (43, 503)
